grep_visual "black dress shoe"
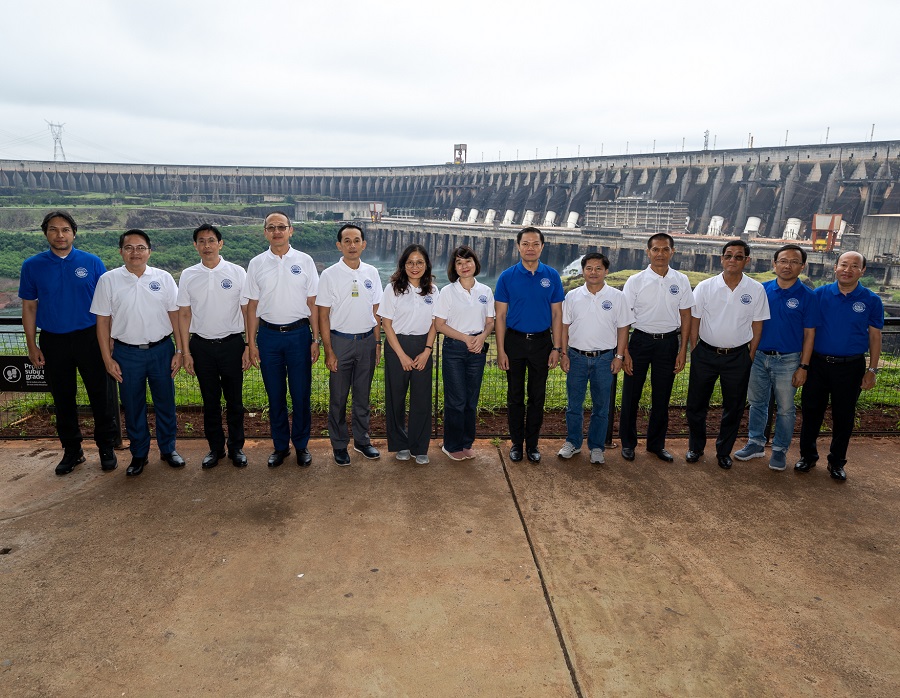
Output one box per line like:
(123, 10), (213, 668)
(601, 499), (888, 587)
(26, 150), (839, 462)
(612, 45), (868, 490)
(509, 444), (524, 462)
(526, 447), (541, 463)
(717, 454), (733, 470)
(353, 443), (380, 459)
(333, 448), (351, 466)
(268, 448), (291, 468)
(686, 450), (703, 463)
(621, 447), (636, 461)
(649, 448), (675, 463)
(126, 456), (148, 476)
(297, 448), (312, 467)
(794, 456), (818, 472)
(99, 446), (118, 472)
(202, 450), (226, 469)
(161, 450), (186, 468)
(55, 449), (85, 476)
(229, 449), (248, 468)
(828, 462), (847, 481)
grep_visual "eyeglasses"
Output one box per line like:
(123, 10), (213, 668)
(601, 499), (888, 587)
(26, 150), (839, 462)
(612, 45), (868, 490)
(405, 260), (426, 268)
(775, 259), (803, 266)
(722, 254), (746, 261)
(265, 224), (290, 233)
(122, 245), (149, 252)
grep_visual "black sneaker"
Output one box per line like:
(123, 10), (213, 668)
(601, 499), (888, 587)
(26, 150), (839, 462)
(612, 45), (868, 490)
(333, 448), (351, 466)
(55, 449), (85, 476)
(353, 443), (380, 459)
(99, 446), (118, 472)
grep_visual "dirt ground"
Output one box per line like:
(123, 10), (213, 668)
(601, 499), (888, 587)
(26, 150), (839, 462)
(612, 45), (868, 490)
(1, 436), (899, 697)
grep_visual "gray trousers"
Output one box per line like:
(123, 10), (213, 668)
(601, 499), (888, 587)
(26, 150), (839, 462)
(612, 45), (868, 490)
(328, 332), (377, 449)
(384, 333), (432, 456)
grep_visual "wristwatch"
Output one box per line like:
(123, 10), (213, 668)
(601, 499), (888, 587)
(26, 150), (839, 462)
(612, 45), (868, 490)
(614, 353), (625, 360)
(551, 346), (562, 353)
(867, 367), (879, 376)
(798, 363), (809, 370)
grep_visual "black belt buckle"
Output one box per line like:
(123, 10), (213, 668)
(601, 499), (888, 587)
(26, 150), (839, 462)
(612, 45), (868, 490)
(138, 343), (150, 350)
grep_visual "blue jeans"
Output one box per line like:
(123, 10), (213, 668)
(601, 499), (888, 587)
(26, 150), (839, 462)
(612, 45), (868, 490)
(441, 337), (486, 452)
(257, 324), (312, 452)
(746, 351), (800, 454)
(565, 348), (614, 451)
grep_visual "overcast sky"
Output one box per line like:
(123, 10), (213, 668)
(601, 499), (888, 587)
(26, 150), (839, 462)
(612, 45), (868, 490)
(1, 0), (897, 168)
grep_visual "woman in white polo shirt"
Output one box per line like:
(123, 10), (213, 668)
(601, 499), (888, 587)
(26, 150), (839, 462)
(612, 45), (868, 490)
(378, 244), (439, 465)
(433, 246), (495, 461)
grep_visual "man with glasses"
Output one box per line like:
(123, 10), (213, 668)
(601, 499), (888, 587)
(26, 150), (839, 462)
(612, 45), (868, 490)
(686, 239), (769, 470)
(245, 212), (320, 468)
(796, 251), (883, 481)
(495, 226), (565, 463)
(734, 244), (819, 471)
(19, 211), (119, 475)
(91, 230), (185, 476)
(177, 224), (250, 469)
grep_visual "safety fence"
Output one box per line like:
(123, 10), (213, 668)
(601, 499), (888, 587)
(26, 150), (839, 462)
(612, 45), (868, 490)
(1, 318), (898, 437)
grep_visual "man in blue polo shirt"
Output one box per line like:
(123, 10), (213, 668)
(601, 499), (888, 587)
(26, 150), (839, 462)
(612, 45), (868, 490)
(19, 211), (119, 475)
(796, 251), (883, 481)
(495, 226), (565, 463)
(734, 244), (819, 471)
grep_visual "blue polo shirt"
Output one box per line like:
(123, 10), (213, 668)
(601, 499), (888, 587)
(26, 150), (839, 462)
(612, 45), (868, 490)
(757, 279), (820, 353)
(494, 261), (565, 333)
(18, 247), (107, 333)
(813, 282), (884, 356)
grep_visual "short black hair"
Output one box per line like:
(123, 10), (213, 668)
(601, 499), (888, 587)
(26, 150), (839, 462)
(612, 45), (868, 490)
(517, 226), (544, 244)
(722, 239), (750, 256)
(773, 244), (806, 264)
(647, 233), (674, 249)
(193, 223), (222, 242)
(581, 252), (609, 270)
(447, 245), (481, 282)
(337, 223), (365, 242)
(41, 210), (77, 235)
(119, 229), (151, 249)
(264, 211), (292, 227)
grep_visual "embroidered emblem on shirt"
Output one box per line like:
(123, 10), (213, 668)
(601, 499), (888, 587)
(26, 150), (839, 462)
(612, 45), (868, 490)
(75, 267), (88, 279)
(290, 265), (302, 275)
(740, 294), (752, 305)
(601, 300), (613, 311)
(364, 279), (373, 290)
(540, 278), (551, 288)
(786, 298), (799, 309)
(149, 281), (162, 292)
(478, 295), (488, 305)
(852, 302), (866, 313)
(669, 284), (679, 295)
(221, 279), (233, 290)
(424, 296), (434, 305)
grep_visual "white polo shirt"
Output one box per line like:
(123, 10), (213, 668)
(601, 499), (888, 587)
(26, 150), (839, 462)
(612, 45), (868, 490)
(177, 258), (247, 339)
(90, 265), (178, 345)
(316, 259), (383, 334)
(433, 280), (495, 334)
(692, 273), (770, 348)
(378, 281), (440, 336)
(563, 283), (634, 351)
(623, 265), (694, 334)
(244, 246), (318, 324)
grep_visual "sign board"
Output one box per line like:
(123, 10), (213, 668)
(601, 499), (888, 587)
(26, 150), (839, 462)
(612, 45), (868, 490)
(0, 357), (49, 391)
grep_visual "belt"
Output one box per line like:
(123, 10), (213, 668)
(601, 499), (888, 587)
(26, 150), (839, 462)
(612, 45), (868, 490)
(507, 327), (551, 340)
(259, 318), (310, 332)
(570, 347), (614, 357)
(761, 349), (795, 356)
(633, 328), (679, 340)
(699, 339), (748, 355)
(814, 352), (864, 364)
(331, 329), (374, 340)
(194, 332), (243, 344)
(114, 336), (170, 350)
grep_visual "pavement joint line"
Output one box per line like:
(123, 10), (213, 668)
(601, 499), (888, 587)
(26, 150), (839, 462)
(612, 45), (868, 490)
(499, 447), (584, 698)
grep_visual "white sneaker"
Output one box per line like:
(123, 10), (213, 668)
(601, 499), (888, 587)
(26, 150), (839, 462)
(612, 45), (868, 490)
(396, 449), (411, 461)
(558, 442), (579, 459)
(590, 448), (605, 464)
(415, 454), (430, 465)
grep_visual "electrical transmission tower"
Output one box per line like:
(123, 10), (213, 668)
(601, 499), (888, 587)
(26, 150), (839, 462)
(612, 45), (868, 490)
(46, 121), (67, 161)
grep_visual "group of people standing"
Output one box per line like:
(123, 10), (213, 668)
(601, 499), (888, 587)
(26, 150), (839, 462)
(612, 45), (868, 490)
(19, 211), (885, 482)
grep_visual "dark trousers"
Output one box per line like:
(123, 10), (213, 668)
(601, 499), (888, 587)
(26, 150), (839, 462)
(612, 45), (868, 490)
(620, 331), (679, 452)
(686, 343), (752, 457)
(442, 336), (487, 452)
(328, 332), (376, 449)
(384, 334), (432, 456)
(189, 333), (245, 453)
(505, 329), (552, 449)
(799, 354), (866, 465)
(39, 326), (118, 453)
(257, 324), (312, 452)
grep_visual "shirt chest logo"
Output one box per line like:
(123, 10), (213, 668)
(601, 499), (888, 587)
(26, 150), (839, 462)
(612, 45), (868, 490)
(852, 302), (866, 313)
(669, 284), (679, 295)
(149, 281), (162, 292)
(221, 279), (233, 290)
(364, 279), (373, 290)
(601, 300), (613, 311)
(290, 265), (302, 275)
(424, 295), (434, 305)
(478, 295), (488, 305)
(740, 294), (752, 305)
(75, 267), (88, 279)
(786, 297), (800, 309)
(540, 278), (551, 288)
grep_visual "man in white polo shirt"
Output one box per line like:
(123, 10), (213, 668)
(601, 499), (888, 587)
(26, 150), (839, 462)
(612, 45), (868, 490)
(177, 224), (250, 469)
(245, 211), (320, 468)
(558, 252), (633, 465)
(91, 229), (185, 476)
(317, 223), (383, 466)
(686, 239), (770, 470)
